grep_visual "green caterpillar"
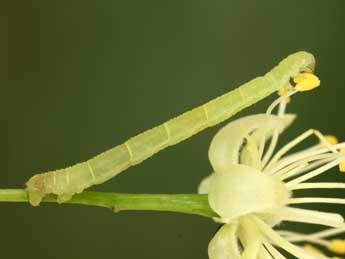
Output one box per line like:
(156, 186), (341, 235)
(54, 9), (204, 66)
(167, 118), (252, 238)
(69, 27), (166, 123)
(26, 51), (316, 206)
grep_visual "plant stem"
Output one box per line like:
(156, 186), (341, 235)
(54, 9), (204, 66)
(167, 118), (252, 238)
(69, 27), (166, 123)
(0, 189), (217, 218)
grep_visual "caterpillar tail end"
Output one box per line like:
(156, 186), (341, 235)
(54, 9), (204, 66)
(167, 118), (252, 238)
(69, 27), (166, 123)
(25, 174), (49, 206)
(25, 171), (74, 206)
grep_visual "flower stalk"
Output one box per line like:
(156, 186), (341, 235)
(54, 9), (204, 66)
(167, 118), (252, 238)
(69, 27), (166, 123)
(0, 189), (217, 218)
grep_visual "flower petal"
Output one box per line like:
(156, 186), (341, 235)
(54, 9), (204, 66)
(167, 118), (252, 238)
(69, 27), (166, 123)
(208, 223), (240, 259)
(208, 164), (289, 222)
(197, 173), (214, 194)
(208, 114), (295, 172)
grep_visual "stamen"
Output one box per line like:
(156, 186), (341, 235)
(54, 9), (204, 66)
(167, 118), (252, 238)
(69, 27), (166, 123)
(314, 130), (338, 153)
(290, 182), (345, 190)
(259, 246), (275, 259)
(263, 240), (287, 259)
(278, 100), (287, 116)
(293, 73), (320, 92)
(266, 150), (340, 176)
(279, 230), (330, 246)
(325, 135), (339, 145)
(252, 216), (325, 259)
(286, 156), (345, 187)
(279, 162), (309, 181)
(273, 145), (328, 169)
(304, 244), (324, 255)
(310, 227), (345, 240)
(278, 207), (344, 227)
(271, 154), (341, 181)
(328, 239), (345, 254)
(280, 226), (345, 243)
(265, 129), (339, 173)
(278, 86), (291, 104)
(308, 142), (345, 156)
(289, 197), (345, 205)
(258, 134), (267, 162)
(264, 129), (315, 172)
(292, 157), (340, 177)
(261, 131), (279, 168)
(266, 90), (298, 115)
(260, 88), (296, 167)
(339, 148), (345, 172)
(270, 160), (306, 177)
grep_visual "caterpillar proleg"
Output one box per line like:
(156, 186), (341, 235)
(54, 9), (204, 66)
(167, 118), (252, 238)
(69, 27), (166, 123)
(26, 51), (316, 206)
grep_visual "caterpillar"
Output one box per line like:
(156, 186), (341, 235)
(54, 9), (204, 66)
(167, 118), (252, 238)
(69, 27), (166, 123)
(26, 51), (316, 206)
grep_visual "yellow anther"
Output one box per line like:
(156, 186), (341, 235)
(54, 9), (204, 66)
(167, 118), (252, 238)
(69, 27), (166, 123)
(328, 239), (345, 254)
(325, 135), (339, 145)
(304, 244), (324, 255)
(293, 72), (318, 83)
(340, 162), (345, 173)
(339, 148), (345, 172)
(293, 73), (320, 91)
(277, 87), (291, 103)
(278, 87), (288, 96)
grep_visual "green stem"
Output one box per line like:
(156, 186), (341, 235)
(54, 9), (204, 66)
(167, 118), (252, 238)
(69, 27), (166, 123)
(0, 189), (217, 218)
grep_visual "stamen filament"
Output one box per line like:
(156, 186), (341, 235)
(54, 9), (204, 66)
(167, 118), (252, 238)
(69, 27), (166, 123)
(259, 133), (267, 161)
(289, 197), (345, 205)
(308, 227), (345, 240)
(261, 131), (279, 168)
(290, 182), (345, 190)
(286, 157), (345, 187)
(314, 130), (338, 153)
(264, 129), (315, 172)
(268, 145), (327, 173)
(266, 153), (339, 176)
(259, 246), (274, 259)
(263, 240), (287, 259)
(278, 100), (287, 116)
(279, 231), (330, 246)
(265, 131), (341, 173)
(279, 163), (309, 181)
(278, 226), (345, 246)
(266, 90), (297, 115)
(293, 157), (339, 177)
(252, 215), (325, 259)
(278, 207), (344, 227)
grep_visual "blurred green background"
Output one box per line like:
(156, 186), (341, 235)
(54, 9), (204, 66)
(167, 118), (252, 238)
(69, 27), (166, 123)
(3, 1), (345, 258)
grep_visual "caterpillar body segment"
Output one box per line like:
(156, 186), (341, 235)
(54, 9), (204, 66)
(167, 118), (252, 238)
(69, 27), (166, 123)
(26, 51), (316, 206)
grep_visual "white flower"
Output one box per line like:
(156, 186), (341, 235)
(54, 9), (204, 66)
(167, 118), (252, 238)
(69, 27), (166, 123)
(199, 73), (345, 258)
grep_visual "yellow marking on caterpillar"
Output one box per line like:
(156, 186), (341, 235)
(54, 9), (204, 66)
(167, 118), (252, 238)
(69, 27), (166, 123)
(124, 142), (134, 165)
(86, 161), (96, 183)
(53, 171), (57, 186)
(238, 87), (246, 104)
(65, 168), (70, 186)
(202, 104), (209, 126)
(163, 122), (171, 143)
